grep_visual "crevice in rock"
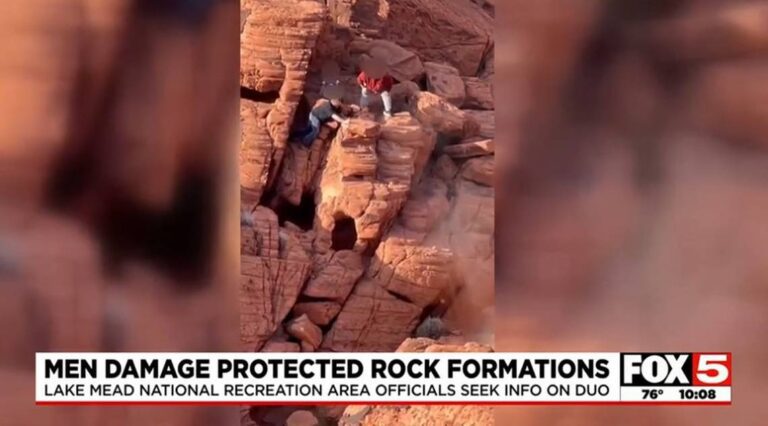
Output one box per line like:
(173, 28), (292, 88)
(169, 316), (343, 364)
(273, 193), (317, 231)
(384, 287), (416, 305)
(290, 94), (313, 134)
(331, 215), (357, 250)
(436, 133), (461, 154)
(419, 293), (452, 322)
(258, 161), (283, 208)
(321, 310), (342, 337)
(417, 73), (429, 91)
(240, 86), (280, 103)
(412, 294), (453, 337)
(476, 42), (493, 77)
(295, 294), (338, 304)
(344, 174), (369, 181)
(361, 235), (381, 257)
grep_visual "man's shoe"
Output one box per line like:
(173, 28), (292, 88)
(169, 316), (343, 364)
(383, 111), (393, 119)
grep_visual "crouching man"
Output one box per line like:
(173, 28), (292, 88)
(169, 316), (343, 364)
(292, 86), (349, 147)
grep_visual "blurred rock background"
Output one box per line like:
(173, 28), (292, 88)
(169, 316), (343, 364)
(497, 0), (768, 424)
(0, 0), (239, 424)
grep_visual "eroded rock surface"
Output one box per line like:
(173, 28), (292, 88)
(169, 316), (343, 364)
(331, 0), (493, 76)
(237, 3), (496, 425)
(302, 250), (364, 302)
(240, 99), (274, 206)
(349, 39), (425, 83)
(240, 0), (327, 210)
(240, 207), (312, 351)
(321, 279), (422, 352)
(410, 92), (479, 138)
(240, 0), (495, 357)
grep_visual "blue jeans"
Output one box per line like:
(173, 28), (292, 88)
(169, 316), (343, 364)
(300, 114), (322, 147)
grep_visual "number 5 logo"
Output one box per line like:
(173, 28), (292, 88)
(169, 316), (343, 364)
(693, 353), (731, 386)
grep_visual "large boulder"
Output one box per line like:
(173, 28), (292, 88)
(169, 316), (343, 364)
(377, 113), (437, 185)
(443, 138), (494, 159)
(367, 227), (454, 308)
(350, 39), (425, 83)
(461, 156), (494, 187)
(291, 301), (342, 326)
(389, 81), (421, 111)
(410, 92), (479, 138)
(336, 0), (493, 76)
(463, 110), (494, 139)
(383, 0), (492, 76)
(286, 314), (323, 350)
(424, 62), (466, 106)
(462, 77), (494, 110)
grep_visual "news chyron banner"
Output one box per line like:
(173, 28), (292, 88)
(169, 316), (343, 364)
(36, 352), (731, 405)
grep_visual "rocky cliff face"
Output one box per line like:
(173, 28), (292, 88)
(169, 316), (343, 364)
(240, 0), (327, 209)
(239, 0), (494, 358)
(239, 2), (494, 423)
(328, 0), (493, 76)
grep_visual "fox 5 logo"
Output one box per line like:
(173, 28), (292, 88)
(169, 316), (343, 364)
(621, 353), (731, 386)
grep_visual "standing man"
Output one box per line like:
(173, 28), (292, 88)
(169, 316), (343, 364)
(357, 57), (394, 119)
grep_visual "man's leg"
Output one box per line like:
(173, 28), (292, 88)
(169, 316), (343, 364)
(290, 123), (308, 142)
(360, 87), (370, 109)
(301, 114), (321, 147)
(381, 91), (392, 118)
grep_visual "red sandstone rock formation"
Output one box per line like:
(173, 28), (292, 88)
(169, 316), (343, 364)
(240, 99), (274, 206)
(240, 207), (312, 351)
(349, 39), (425, 83)
(240, 0), (327, 210)
(330, 0), (493, 76)
(425, 62), (466, 107)
(239, 0), (495, 357)
(462, 77), (494, 110)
